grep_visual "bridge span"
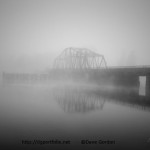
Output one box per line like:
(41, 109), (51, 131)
(2, 48), (150, 97)
(105, 65), (150, 76)
(52, 48), (150, 96)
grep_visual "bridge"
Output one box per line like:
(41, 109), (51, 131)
(52, 47), (150, 96)
(53, 47), (107, 69)
(2, 47), (150, 96)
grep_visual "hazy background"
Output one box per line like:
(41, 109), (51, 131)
(0, 0), (150, 73)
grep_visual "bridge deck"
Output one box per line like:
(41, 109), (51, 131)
(87, 65), (150, 76)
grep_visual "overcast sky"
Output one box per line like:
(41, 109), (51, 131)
(0, 0), (150, 72)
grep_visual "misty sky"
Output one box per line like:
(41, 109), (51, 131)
(0, 0), (150, 72)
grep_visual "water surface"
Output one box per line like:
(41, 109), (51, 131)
(0, 81), (150, 149)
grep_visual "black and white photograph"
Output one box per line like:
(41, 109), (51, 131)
(0, 0), (150, 149)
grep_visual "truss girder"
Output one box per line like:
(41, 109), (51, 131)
(53, 47), (107, 69)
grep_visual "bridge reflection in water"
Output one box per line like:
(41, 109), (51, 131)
(52, 87), (105, 113)
(51, 86), (150, 113)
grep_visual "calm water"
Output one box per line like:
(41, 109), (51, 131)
(0, 80), (150, 150)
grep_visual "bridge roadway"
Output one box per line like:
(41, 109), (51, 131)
(103, 65), (150, 76)
(51, 65), (150, 77)
(51, 65), (150, 75)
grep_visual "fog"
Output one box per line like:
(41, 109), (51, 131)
(1, 1), (150, 149)
(0, 0), (150, 73)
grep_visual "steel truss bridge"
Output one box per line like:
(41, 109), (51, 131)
(52, 47), (150, 97)
(53, 47), (107, 69)
(2, 47), (150, 97)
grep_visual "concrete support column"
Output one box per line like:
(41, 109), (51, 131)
(146, 76), (150, 97)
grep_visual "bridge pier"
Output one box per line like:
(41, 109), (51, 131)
(146, 76), (150, 97)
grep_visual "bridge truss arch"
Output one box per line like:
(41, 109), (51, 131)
(53, 47), (107, 69)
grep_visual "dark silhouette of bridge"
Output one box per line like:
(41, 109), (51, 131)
(52, 47), (150, 96)
(53, 47), (107, 69)
(2, 47), (150, 97)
